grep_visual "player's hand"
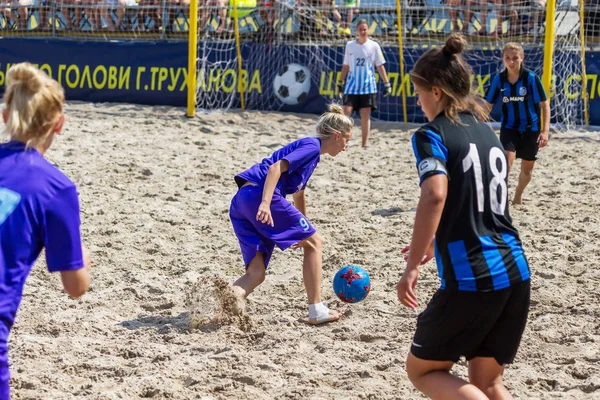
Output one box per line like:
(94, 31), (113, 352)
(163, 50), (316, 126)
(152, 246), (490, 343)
(397, 268), (419, 309)
(291, 242), (302, 250)
(383, 82), (392, 97)
(336, 81), (345, 98)
(401, 243), (434, 265)
(256, 201), (274, 227)
(538, 131), (549, 148)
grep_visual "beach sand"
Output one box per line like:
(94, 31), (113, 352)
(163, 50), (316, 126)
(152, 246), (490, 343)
(9, 102), (600, 399)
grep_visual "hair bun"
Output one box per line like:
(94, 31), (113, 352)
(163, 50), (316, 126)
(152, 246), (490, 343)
(327, 103), (344, 115)
(443, 33), (467, 57)
(6, 63), (44, 93)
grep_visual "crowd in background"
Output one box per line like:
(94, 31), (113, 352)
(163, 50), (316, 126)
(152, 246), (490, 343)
(0, 0), (597, 39)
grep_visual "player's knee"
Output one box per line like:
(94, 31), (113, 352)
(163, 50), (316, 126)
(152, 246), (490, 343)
(405, 355), (424, 386)
(521, 166), (534, 177)
(475, 381), (505, 398)
(302, 232), (322, 252)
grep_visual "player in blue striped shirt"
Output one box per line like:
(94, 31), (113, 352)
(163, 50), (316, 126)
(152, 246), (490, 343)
(0, 63), (92, 399)
(485, 42), (550, 204)
(337, 19), (391, 148)
(397, 34), (530, 400)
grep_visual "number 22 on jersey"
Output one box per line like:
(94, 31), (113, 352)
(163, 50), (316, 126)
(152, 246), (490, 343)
(462, 144), (507, 215)
(0, 188), (21, 225)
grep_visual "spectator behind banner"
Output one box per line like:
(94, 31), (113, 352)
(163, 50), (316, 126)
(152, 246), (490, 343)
(448, 0), (503, 36)
(199, 0), (229, 35)
(3, 0), (32, 30)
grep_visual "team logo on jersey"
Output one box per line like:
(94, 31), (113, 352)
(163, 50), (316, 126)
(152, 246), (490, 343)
(519, 87), (527, 96)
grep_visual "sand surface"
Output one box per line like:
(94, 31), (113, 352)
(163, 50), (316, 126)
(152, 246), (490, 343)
(8, 102), (600, 399)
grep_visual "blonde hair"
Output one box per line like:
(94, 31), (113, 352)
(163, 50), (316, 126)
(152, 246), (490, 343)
(3, 62), (65, 148)
(315, 103), (354, 140)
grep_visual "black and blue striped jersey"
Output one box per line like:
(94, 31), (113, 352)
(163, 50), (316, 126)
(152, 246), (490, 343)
(411, 112), (531, 292)
(485, 68), (548, 132)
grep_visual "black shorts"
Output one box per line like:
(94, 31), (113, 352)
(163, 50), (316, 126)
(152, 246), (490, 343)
(500, 127), (540, 161)
(342, 93), (377, 112)
(411, 280), (531, 366)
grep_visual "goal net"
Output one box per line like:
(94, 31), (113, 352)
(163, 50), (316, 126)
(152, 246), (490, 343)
(191, 0), (589, 130)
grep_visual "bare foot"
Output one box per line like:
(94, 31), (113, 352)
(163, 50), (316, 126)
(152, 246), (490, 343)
(513, 197), (523, 205)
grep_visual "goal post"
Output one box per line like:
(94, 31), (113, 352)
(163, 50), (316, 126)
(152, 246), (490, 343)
(187, 0), (199, 117)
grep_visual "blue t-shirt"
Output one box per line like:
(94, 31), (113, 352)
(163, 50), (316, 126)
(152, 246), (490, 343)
(0, 141), (84, 352)
(235, 137), (321, 197)
(485, 68), (548, 132)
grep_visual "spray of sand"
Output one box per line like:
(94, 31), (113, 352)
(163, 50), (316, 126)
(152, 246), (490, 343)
(187, 276), (252, 332)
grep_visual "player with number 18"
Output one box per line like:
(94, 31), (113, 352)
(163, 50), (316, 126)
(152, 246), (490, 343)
(396, 34), (532, 400)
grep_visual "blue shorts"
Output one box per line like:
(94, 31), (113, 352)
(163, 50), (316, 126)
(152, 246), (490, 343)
(0, 349), (9, 400)
(229, 184), (316, 268)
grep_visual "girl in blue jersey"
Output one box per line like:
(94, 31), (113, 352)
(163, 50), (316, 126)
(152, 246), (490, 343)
(397, 34), (531, 400)
(485, 42), (550, 204)
(0, 63), (92, 399)
(230, 104), (352, 325)
(337, 19), (391, 148)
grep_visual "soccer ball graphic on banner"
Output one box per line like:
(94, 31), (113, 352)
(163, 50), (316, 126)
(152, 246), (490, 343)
(273, 63), (311, 106)
(333, 265), (371, 303)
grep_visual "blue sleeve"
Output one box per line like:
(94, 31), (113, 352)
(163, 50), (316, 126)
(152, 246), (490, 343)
(282, 140), (320, 174)
(532, 74), (548, 103)
(44, 186), (84, 273)
(411, 128), (449, 185)
(485, 75), (501, 104)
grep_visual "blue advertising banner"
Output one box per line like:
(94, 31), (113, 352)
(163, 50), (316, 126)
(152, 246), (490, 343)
(0, 38), (597, 125)
(0, 39), (188, 106)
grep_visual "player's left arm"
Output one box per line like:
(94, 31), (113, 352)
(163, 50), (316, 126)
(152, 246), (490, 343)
(374, 46), (391, 96)
(292, 190), (307, 216)
(533, 74), (550, 147)
(538, 99), (550, 147)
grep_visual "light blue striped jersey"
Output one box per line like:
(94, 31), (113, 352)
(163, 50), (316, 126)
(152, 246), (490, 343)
(342, 39), (385, 95)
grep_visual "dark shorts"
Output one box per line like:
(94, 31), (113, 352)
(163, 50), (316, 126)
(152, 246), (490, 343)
(229, 184), (316, 269)
(342, 93), (377, 112)
(500, 127), (540, 161)
(411, 280), (531, 366)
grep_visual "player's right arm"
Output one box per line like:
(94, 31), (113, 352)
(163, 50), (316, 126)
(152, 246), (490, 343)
(338, 44), (351, 95)
(257, 159), (289, 226)
(484, 74), (501, 114)
(44, 186), (92, 299)
(61, 247), (91, 299)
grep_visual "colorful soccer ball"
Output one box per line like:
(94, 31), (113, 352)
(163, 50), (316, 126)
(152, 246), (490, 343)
(333, 265), (371, 303)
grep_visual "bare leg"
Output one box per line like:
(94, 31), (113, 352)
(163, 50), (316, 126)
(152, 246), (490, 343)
(513, 159), (535, 204)
(300, 233), (343, 324)
(479, 0), (487, 33)
(406, 353), (489, 400)
(506, 150), (516, 171)
(343, 105), (352, 117)
(216, 0), (226, 32)
(469, 357), (514, 400)
(359, 107), (371, 148)
(232, 252), (267, 298)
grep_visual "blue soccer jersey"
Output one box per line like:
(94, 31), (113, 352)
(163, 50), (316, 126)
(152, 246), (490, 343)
(0, 141), (84, 397)
(234, 137), (321, 197)
(412, 112), (531, 292)
(342, 39), (386, 95)
(485, 68), (548, 132)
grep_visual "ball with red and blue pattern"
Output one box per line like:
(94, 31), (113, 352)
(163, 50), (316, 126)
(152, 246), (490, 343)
(333, 265), (371, 303)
